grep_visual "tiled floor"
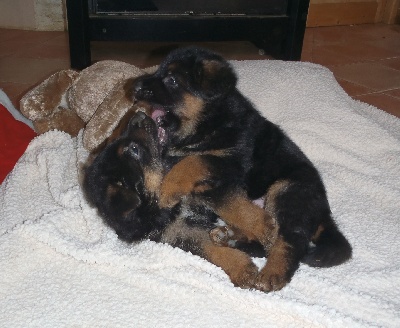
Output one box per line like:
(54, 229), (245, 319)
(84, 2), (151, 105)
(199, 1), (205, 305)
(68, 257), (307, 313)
(0, 23), (400, 118)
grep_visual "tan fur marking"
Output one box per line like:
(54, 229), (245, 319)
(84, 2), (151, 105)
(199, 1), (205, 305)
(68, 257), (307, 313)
(203, 243), (258, 289)
(143, 167), (163, 198)
(265, 180), (291, 216)
(167, 63), (177, 72)
(312, 224), (325, 243)
(177, 93), (204, 137)
(202, 60), (220, 75)
(160, 218), (209, 247)
(159, 155), (211, 208)
(106, 184), (118, 197)
(215, 191), (278, 247)
(167, 148), (233, 157)
(256, 236), (291, 291)
(161, 218), (258, 289)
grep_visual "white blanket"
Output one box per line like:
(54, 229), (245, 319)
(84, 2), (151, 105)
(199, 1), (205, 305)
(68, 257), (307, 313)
(1, 60), (399, 328)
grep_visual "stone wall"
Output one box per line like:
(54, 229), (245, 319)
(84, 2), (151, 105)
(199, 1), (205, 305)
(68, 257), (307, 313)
(0, 0), (66, 30)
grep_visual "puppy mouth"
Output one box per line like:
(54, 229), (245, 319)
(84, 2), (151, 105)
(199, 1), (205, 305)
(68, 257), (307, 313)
(151, 106), (167, 145)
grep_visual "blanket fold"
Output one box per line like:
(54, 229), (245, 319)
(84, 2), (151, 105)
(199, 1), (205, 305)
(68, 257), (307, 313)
(1, 60), (399, 328)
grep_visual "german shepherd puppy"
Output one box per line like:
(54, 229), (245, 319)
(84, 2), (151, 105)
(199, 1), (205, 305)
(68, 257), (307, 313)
(83, 111), (266, 289)
(83, 111), (169, 242)
(130, 47), (352, 291)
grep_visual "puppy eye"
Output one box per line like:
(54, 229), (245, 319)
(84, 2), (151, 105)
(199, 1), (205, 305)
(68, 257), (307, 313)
(123, 142), (141, 159)
(163, 72), (178, 87)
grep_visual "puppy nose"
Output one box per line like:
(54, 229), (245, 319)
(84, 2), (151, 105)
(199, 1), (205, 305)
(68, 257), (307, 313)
(130, 111), (147, 126)
(133, 80), (143, 93)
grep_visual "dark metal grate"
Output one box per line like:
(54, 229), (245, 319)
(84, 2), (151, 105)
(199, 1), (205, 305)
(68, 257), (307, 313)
(92, 0), (288, 15)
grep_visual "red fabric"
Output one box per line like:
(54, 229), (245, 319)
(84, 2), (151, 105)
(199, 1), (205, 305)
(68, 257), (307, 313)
(0, 104), (37, 184)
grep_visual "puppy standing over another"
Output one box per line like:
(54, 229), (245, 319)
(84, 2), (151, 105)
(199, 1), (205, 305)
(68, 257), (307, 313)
(131, 47), (352, 291)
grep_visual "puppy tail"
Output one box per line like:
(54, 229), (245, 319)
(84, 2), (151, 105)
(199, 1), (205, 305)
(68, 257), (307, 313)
(301, 222), (352, 268)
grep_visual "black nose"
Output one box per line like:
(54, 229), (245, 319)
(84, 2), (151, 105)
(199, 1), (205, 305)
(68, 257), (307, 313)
(130, 111), (147, 126)
(133, 80), (143, 93)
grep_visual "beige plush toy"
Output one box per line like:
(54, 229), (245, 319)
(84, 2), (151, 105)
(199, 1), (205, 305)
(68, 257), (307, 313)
(20, 60), (151, 152)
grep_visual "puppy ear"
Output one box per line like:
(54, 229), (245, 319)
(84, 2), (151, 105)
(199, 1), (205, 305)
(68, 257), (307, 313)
(194, 59), (237, 99)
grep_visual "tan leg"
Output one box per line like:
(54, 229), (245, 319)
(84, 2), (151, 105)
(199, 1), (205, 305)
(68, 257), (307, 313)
(255, 236), (291, 291)
(214, 191), (278, 249)
(159, 155), (212, 208)
(203, 243), (258, 289)
(160, 217), (258, 289)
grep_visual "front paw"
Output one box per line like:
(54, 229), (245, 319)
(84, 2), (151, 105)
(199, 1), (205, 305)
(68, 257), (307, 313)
(210, 226), (237, 247)
(231, 262), (258, 289)
(254, 264), (289, 292)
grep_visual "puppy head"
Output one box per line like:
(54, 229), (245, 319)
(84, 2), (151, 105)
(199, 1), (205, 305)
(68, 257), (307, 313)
(130, 47), (237, 138)
(159, 47), (237, 100)
(83, 112), (165, 242)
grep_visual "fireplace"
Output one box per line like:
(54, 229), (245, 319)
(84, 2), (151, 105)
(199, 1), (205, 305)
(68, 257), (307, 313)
(91, 0), (287, 15)
(66, 0), (310, 69)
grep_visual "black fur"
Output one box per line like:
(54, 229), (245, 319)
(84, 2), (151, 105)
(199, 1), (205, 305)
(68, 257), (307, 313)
(83, 112), (171, 242)
(83, 112), (267, 289)
(131, 47), (352, 291)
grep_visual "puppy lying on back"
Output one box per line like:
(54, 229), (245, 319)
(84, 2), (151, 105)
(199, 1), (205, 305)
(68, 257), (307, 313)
(130, 47), (352, 291)
(83, 112), (265, 289)
(83, 111), (169, 242)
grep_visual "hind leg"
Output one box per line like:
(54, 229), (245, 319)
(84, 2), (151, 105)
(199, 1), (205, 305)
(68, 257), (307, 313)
(159, 155), (278, 251)
(161, 218), (259, 289)
(212, 191), (278, 250)
(254, 233), (308, 291)
(210, 223), (307, 291)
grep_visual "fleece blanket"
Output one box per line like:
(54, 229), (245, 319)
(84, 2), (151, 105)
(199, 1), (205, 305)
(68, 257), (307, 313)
(1, 60), (399, 328)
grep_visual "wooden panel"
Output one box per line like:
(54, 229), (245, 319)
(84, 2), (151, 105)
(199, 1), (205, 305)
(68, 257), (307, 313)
(382, 0), (400, 23)
(307, 2), (378, 26)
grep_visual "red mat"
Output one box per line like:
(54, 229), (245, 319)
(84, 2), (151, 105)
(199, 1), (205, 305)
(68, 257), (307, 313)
(0, 104), (37, 184)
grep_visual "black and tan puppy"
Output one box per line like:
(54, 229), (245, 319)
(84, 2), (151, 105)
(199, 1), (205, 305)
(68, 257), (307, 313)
(131, 47), (352, 291)
(83, 111), (267, 289)
(83, 111), (169, 242)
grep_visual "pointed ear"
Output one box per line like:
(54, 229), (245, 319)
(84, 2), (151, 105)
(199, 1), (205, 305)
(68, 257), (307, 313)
(194, 59), (237, 99)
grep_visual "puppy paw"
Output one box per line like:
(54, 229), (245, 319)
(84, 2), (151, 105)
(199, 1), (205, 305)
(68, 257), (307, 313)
(230, 262), (258, 289)
(210, 226), (237, 247)
(254, 265), (288, 292)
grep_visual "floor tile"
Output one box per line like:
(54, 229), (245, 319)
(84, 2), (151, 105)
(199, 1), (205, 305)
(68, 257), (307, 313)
(4, 30), (64, 44)
(355, 93), (400, 118)
(379, 57), (400, 71)
(319, 42), (400, 62)
(0, 57), (69, 84)
(0, 29), (26, 42)
(0, 82), (32, 108)
(336, 79), (375, 97)
(14, 43), (70, 60)
(43, 33), (69, 46)
(384, 88), (400, 99)
(0, 40), (34, 58)
(311, 46), (356, 66)
(331, 62), (400, 91)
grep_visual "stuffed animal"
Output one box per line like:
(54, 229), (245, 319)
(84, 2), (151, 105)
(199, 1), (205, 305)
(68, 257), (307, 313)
(20, 60), (152, 152)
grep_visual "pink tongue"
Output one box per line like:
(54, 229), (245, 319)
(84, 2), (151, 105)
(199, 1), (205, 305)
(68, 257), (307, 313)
(151, 109), (165, 121)
(151, 107), (167, 144)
